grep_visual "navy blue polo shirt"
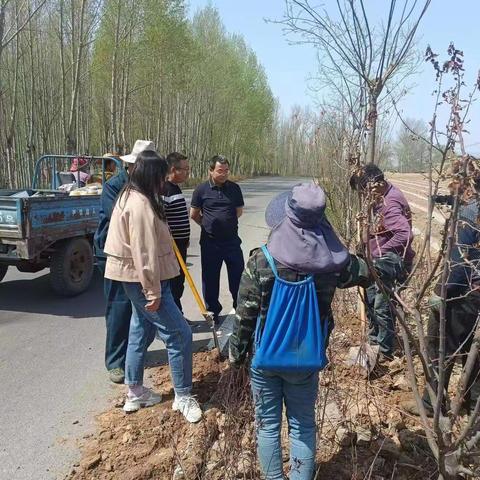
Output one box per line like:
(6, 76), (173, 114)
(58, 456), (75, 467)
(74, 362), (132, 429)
(191, 179), (244, 240)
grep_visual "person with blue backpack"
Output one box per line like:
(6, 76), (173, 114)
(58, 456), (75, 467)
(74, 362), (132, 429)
(229, 182), (370, 480)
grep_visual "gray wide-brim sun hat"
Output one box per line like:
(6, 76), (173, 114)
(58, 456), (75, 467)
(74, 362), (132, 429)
(265, 182), (349, 273)
(265, 190), (292, 228)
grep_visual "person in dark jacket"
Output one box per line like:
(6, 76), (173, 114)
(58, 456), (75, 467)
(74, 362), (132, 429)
(94, 140), (157, 384)
(403, 179), (480, 416)
(229, 183), (370, 480)
(350, 164), (415, 360)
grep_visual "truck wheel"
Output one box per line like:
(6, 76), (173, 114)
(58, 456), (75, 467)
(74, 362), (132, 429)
(0, 264), (8, 282)
(50, 238), (94, 296)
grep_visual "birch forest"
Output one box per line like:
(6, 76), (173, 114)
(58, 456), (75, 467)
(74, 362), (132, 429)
(0, 0), (279, 188)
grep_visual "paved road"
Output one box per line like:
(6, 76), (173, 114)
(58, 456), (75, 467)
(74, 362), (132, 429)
(0, 176), (308, 480)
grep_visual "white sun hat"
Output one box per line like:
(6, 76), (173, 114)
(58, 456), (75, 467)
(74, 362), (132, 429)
(120, 139), (156, 164)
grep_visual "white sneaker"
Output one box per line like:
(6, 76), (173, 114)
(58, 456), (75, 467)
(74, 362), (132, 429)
(123, 387), (162, 413)
(172, 395), (202, 423)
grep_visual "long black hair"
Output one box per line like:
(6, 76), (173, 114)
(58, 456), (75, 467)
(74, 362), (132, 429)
(119, 150), (168, 220)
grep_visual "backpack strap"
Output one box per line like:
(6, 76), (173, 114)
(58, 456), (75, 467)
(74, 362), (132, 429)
(261, 244), (316, 284)
(261, 245), (279, 278)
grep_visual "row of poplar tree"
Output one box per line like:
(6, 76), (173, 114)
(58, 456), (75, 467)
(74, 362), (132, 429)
(0, 0), (282, 188)
(0, 0), (431, 191)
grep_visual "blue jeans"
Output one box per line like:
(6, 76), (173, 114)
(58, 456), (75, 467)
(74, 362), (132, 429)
(250, 367), (318, 480)
(122, 281), (193, 396)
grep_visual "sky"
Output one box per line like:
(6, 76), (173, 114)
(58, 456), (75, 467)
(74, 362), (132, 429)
(187, 0), (480, 153)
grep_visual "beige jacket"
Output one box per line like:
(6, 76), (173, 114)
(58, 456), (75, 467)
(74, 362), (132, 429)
(104, 190), (179, 301)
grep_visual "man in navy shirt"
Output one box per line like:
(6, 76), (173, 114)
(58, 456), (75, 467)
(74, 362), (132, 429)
(190, 155), (244, 324)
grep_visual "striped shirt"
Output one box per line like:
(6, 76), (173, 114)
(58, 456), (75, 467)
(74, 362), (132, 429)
(162, 181), (190, 240)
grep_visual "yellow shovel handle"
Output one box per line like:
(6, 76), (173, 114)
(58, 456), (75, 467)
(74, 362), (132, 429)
(172, 239), (208, 316)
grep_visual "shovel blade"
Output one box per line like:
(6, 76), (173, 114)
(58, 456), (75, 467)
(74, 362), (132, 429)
(207, 310), (235, 356)
(202, 311), (223, 357)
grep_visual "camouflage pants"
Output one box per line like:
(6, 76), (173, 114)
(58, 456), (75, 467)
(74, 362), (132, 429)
(366, 252), (406, 356)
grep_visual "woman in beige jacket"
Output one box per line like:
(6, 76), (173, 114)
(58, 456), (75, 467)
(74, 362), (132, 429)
(104, 150), (202, 423)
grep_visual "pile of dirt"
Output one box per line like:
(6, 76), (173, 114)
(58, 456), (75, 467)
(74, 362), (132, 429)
(66, 351), (259, 480)
(66, 295), (439, 480)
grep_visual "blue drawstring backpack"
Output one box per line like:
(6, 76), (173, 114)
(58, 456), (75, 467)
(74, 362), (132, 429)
(252, 245), (329, 372)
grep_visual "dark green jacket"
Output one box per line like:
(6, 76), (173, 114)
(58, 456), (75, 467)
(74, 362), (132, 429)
(229, 248), (370, 366)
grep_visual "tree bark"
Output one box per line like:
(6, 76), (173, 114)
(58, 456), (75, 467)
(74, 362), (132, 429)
(110, 0), (122, 151)
(367, 92), (378, 164)
(5, 6), (20, 189)
(66, 0), (87, 154)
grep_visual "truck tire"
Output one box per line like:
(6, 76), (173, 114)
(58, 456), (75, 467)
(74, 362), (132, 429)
(50, 238), (94, 296)
(0, 264), (8, 282)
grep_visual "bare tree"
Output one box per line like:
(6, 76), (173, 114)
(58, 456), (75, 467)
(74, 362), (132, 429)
(280, 0), (431, 164)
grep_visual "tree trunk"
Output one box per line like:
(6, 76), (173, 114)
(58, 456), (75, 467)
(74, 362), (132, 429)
(66, 0), (87, 154)
(110, 1), (122, 151)
(5, 8), (20, 189)
(26, 4), (36, 167)
(367, 93), (378, 164)
(0, 3), (9, 186)
(59, 0), (67, 147)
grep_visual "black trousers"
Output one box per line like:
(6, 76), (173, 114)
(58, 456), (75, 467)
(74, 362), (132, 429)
(423, 290), (480, 412)
(200, 234), (244, 315)
(171, 238), (189, 313)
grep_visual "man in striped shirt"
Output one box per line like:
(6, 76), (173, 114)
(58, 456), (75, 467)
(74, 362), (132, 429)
(164, 152), (191, 313)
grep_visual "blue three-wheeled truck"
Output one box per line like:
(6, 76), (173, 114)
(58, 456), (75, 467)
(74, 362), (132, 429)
(0, 155), (121, 296)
